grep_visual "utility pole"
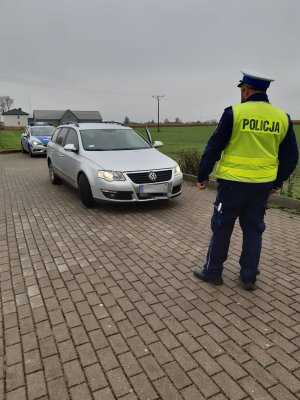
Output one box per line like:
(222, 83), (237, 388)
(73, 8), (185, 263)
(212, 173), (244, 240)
(28, 95), (32, 115)
(152, 95), (164, 132)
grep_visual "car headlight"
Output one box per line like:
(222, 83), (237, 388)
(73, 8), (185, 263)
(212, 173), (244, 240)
(174, 164), (181, 175)
(31, 140), (41, 146)
(97, 170), (125, 182)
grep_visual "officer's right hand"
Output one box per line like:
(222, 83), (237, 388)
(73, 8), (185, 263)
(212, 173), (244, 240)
(197, 181), (208, 190)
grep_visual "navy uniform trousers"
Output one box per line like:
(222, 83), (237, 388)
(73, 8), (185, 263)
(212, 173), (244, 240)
(203, 180), (270, 283)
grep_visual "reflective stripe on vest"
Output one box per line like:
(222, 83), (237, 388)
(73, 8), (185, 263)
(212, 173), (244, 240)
(215, 102), (289, 183)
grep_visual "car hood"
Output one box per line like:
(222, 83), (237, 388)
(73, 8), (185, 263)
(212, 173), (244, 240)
(34, 135), (51, 145)
(82, 148), (177, 171)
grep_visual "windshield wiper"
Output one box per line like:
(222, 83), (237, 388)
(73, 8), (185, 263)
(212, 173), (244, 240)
(113, 148), (134, 150)
(85, 147), (149, 151)
(114, 147), (149, 150)
(85, 148), (106, 151)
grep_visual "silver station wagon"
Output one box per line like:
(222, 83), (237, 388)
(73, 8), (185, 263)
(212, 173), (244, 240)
(47, 122), (183, 207)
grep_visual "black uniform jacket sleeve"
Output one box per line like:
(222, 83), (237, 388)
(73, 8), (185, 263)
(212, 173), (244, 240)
(197, 107), (233, 183)
(273, 115), (299, 188)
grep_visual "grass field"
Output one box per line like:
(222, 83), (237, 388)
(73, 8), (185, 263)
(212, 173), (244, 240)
(1, 126), (300, 199)
(0, 130), (22, 149)
(136, 125), (215, 158)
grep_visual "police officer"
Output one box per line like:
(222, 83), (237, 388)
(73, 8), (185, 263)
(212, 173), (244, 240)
(194, 70), (299, 290)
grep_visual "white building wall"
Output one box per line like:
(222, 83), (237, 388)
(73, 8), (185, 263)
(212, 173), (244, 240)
(3, 115), (28, 127)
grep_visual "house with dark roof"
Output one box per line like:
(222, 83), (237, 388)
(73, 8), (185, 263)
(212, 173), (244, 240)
(3, 108), (29, 127)
(33, 109), (102, 126)
(33, 110), (65, 126)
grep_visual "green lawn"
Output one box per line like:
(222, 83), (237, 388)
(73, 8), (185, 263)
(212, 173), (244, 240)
(136, 125), (215, 158)
(0, 130), (22, 149)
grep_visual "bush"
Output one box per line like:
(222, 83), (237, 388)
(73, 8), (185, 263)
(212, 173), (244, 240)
(280, 171), (299, 199)
(177, 149), (202, 175)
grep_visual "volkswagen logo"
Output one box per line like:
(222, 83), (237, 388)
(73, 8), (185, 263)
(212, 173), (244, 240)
(148, 172), (157, 181)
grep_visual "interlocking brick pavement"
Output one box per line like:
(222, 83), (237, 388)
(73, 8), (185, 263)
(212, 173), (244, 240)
(1, 153), (300, 400)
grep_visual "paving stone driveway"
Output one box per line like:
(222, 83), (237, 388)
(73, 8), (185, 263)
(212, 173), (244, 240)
(1, 153), (300, 400)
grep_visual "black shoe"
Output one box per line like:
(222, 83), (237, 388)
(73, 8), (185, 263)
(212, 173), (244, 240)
(193, 268), (223, 286)
(241, 281), (256, 291)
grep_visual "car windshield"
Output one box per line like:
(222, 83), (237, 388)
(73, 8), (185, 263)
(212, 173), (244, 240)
(31, 126), (55, 136)
(80, 128), (152, 151)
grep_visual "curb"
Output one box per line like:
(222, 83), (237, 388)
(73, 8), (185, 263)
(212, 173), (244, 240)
(0, 148), (21, 154)
(183, 173), (300, 211)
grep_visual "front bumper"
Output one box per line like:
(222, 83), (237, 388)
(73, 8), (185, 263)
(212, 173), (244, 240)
(31, 144), (48, 155)
(91, 169), (183, 202)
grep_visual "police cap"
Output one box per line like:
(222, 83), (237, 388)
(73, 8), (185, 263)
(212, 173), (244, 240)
(238, 69), (274, 91)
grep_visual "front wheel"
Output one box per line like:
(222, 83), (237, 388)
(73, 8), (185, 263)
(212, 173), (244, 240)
(48, 161), (60, 184)
(78, 174), (95, 208)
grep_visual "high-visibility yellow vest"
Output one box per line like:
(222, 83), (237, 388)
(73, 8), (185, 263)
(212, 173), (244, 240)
(215, 102), (289, 182)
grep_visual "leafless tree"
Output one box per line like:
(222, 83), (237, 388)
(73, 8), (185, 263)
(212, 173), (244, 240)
(0, 96), (14, 113)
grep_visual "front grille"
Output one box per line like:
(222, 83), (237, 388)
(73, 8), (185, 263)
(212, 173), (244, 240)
(127, 170), (172, 184)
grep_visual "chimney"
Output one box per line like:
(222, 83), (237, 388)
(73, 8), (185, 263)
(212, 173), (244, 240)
(18, 108), (22, 111)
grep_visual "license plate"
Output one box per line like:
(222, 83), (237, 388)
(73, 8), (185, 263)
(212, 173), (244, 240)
(139, 183), (168, 194)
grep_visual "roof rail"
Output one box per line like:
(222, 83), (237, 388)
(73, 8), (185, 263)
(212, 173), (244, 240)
(102, 121), (125, 126)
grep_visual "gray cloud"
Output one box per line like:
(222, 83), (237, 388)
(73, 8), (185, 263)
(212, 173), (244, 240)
(1, 0), (299, 122)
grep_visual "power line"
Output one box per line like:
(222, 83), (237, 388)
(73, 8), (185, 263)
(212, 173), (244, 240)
(0, 73), (152, 98)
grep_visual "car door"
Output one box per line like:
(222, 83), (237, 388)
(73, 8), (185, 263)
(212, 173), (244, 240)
(21, 127), (30, 151)
(60, 128), (80, 185)
(50, 127), (70, 177)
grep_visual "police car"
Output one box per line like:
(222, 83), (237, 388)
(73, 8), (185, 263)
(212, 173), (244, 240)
(21, 123), (56, 157)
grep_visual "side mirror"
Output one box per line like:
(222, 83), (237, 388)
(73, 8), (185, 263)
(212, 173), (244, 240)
(153, 140), (163, 148)
(64, 143), (78, 153)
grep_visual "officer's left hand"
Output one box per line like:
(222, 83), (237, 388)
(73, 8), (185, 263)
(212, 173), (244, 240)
(270, 188), (279, 194)
(197, 181), (208, 190)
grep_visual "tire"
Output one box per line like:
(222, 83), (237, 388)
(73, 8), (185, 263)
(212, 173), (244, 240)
(48, 161), (60, 185)
(78, 174), (95, 208)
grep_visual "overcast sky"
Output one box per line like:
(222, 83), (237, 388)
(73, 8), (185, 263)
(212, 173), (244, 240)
(0, 0), (299, 122)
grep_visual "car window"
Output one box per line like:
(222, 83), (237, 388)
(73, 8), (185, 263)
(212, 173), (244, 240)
(56, 127), (69, 146)
(80, 128), (152, 151)
(64, 128), (79, 148)
(31, 126), (55, 136)
(51, 128), (61, 142)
